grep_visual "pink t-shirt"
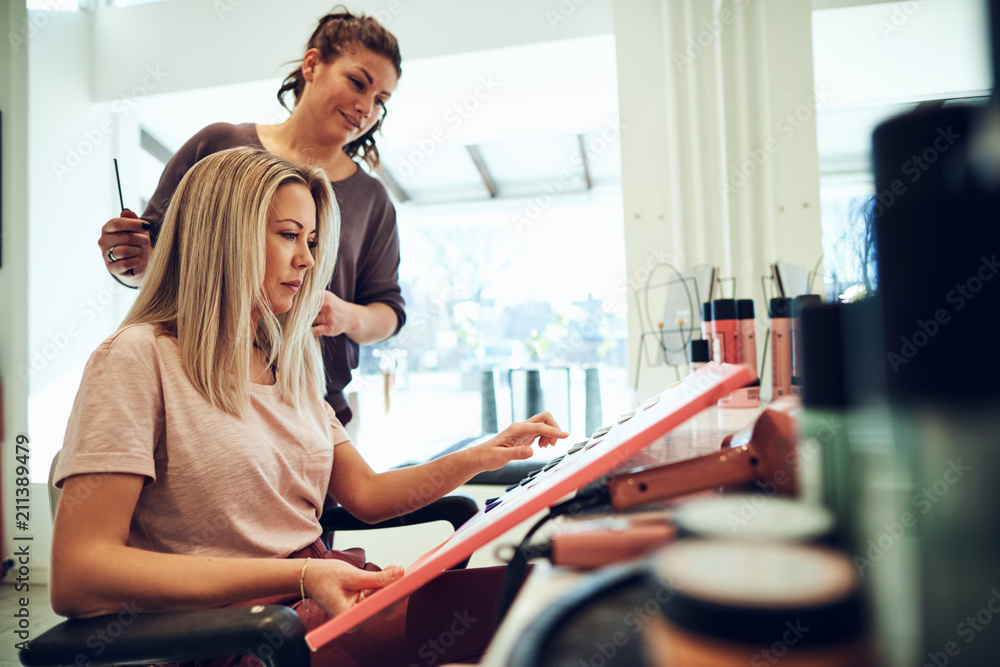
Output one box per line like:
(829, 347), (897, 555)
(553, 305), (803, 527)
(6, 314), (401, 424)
(54, 324), (351, 559)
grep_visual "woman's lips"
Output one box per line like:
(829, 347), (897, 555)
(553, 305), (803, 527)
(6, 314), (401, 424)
(339, 110), (361, 129)
(283, 280), (302, 293)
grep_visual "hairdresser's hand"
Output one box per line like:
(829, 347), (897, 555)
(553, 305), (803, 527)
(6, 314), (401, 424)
(304, 559), (404, 617)
(312, 290), (357, 338)
(473, 413), (569, 472)
(99, 209), (151, 287)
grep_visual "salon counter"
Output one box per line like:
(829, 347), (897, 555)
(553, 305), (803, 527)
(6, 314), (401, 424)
(477, 405), (765, 666)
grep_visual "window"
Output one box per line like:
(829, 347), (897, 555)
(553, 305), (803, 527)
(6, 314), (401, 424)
(817, 175), (876, 300)
(812, 0), (989, 302)
(351, 191), (629, 470)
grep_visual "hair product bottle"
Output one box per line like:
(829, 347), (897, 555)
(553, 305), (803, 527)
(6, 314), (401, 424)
(769, 297), (794, 400)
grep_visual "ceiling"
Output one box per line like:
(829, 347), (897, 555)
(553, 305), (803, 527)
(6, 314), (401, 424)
(135, 34), (622, 207)
(134, 0), (993, 207)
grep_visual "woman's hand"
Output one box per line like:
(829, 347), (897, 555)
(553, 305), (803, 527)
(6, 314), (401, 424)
(304, 559), (405, 617)
(472, 412), (569, 472)
(99, 209), (151, 286)
(312, 290), (356, 337)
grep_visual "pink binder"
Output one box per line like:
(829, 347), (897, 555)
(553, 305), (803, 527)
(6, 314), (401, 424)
(305, 362), (753, 650)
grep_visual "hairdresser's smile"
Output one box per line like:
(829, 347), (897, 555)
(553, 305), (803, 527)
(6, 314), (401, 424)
(263, 183), (317, 316)
(339, 111), (362, 131)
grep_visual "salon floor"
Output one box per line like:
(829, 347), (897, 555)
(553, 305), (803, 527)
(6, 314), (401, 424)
(0, 583), (61, 666)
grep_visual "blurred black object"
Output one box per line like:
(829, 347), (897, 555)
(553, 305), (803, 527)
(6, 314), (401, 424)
(873, 102), (1000, 404)
(866, 4), (1000, 664)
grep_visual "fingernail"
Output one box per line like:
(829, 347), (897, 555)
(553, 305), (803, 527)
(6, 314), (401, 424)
(141, 221), (152, 230)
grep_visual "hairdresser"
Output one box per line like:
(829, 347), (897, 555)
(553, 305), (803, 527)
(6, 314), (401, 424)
(96, 8), (403, 426)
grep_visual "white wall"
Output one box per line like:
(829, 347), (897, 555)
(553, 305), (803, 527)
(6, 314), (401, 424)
(1, 0), (32, 582)
(27, 11), (135, 431)
(19, 10), (147, 585)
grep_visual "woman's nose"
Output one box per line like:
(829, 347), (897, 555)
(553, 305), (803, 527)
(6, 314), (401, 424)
(298, 244), (315, 269)
(357, 95), (378, 120)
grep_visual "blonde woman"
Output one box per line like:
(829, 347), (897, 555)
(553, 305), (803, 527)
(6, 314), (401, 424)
(53, 147), (567, 665)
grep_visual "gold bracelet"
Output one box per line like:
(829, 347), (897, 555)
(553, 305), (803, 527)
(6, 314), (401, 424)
(300, 557), (311, 611)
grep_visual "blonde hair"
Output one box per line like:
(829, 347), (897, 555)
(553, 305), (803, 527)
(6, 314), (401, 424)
(122, 147), (339, 417)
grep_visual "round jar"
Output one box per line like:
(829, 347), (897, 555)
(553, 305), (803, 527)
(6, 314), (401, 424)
(644, 540), (873, 666)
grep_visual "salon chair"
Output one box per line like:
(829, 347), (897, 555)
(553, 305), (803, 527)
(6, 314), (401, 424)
(20, 454), (479, 667)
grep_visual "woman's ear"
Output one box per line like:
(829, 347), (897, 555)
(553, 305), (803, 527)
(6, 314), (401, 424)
(301, 48), (321, 83)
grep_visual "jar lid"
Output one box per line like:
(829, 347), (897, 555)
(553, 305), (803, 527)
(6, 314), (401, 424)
(769, 297), (793, 318)
(674, 496), (835, 543)
(711, 299), (738, 321)
(689, 339), (710, 363)
(648, 540), (865, 646)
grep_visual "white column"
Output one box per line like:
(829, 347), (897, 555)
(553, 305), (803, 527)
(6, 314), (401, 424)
(616, 0), (823, 400)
